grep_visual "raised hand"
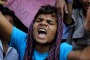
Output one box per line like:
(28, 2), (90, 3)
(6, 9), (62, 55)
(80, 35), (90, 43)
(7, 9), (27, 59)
(64, 2), (73, 25)
(0, 0), (6, 5)
(55, 0), (68, 20)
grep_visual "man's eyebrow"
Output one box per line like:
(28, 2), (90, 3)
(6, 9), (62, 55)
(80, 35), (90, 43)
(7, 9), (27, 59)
(37, 18), (56, 22)
(37, 18), (43, 20)
(47, 19), (57, 22)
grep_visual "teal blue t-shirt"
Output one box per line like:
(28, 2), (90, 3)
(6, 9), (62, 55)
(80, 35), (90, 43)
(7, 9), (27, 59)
(10, 27), (73, 60)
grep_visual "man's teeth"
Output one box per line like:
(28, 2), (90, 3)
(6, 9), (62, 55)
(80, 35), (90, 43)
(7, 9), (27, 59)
(39, 29), (45, 31)
(38, 28), (47, 34)
(39, 29), (46, 32)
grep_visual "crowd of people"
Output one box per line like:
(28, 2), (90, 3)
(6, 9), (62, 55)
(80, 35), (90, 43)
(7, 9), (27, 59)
(0, 0), (90, 60)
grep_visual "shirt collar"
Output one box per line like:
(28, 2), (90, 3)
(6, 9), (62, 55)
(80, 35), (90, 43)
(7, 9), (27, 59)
(79, 9), (85, 22)
(0, 40), (13, 53)
(0, 40), (3, 50)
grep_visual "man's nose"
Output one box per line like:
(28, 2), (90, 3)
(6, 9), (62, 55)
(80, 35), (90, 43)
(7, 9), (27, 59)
(40, 21), (48, 26)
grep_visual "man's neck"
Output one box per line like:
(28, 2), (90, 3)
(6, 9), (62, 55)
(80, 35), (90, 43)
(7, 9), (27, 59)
(1, 40), (8, 54)
(35, 43), (52, 53)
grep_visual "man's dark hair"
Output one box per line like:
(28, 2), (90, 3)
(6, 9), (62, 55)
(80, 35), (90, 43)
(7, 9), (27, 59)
(0, 6), (28, 33)
(34, 5), (58, 21)
(73, 0), (82, 9)
(1, 7), (16, 24)
(24, 5), (63, 60)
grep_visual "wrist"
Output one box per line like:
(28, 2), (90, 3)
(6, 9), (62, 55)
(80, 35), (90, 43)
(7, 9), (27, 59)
(67, 0), (73, 3)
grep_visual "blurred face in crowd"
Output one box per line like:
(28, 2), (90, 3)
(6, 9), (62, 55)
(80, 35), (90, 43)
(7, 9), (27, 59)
(80, 0), (90, 11)
(4, 15), (14, 25)
(33, 14), (57, 45)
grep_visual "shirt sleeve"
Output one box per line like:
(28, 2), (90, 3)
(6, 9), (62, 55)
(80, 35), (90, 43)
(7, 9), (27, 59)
(9, 26), (27, 52)
(60, 42), (73, 60)
(62, 23), (74, 39)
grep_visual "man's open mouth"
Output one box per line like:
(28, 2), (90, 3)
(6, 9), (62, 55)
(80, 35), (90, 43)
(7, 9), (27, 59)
(38, 28), (47, 38)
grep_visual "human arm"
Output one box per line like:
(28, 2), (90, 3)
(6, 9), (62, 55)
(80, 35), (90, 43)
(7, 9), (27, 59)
(68, 46), (90, 60)
(55, 0), (73, 22)
(64, 1), (74, 26)
(0, 11), (13, 41)
(55, 0), (68, 20)
(68, 50), (82, 60)
(55, 0), (74, 26)
(79, 46), (90, 60)
(60, 42), (90, 60)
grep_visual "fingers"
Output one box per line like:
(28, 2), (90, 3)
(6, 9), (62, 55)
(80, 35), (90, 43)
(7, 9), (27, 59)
(64, 2), (68, 14)
(59, 8), (64, 20)
(0, 0), (6, 5)
(55, 0), (66, 20)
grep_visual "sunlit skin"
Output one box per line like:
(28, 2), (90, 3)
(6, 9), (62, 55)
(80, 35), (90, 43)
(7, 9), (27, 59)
(33, 14), (57, 45)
